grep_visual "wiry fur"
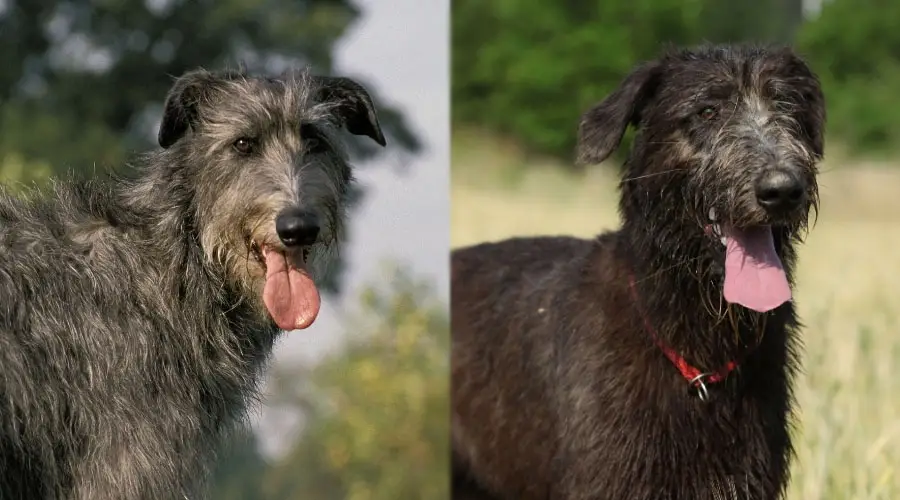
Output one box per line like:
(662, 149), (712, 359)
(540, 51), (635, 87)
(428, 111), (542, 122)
(0, 68), (385, 499)
(451, 45), (825, 499)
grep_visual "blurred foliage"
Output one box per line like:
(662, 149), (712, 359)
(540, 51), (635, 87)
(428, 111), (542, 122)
(0, 0), (422, 294)
(209, 268), (450, 499)
(0, 153), (54, 190)
(453, 0), (900, 164)
(795, 0), (900, 154)
(0, 0), (420, 169)
(208, 428), (270, 500)
(454, 0), (703, 162)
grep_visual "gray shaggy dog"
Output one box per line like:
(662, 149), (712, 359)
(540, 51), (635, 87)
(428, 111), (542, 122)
(0, 68), (386, 499)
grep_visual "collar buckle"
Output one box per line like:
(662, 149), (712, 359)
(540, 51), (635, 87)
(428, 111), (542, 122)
(688, 372), (713, 402)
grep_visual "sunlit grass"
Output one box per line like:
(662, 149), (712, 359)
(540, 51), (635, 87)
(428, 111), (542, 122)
(451, 130), (900, 499)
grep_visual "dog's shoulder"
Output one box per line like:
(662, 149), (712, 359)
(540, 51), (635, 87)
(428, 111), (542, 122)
(0, 183), (36, 220)
(450, 236), (612, 311)
(452, 235), (597, 266)
(0, 176), (110, 219)
(0, 177), (145, 283)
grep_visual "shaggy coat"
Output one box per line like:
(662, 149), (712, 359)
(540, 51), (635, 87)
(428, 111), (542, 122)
(451, 45), (825, 500)
(0, 69), (385, 499)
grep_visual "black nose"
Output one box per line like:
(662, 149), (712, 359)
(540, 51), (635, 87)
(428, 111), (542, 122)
(754, 170), (806, 212)
(275, 208), (320, 247)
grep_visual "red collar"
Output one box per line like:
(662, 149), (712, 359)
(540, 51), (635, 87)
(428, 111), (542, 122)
(627, 273), (749, 400)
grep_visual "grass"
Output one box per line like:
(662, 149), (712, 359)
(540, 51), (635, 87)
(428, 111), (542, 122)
(451, 129), (900, 499)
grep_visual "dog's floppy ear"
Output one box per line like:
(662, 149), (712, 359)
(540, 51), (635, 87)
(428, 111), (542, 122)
(576, 61), (661, 165)
(775, 49), (826, 158)
(158, 70), (218, 149)
(314, 76), (387, 147)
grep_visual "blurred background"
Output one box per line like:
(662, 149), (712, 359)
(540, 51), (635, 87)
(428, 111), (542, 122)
(0, 0), (448, 498)
(453, 0), (899, 499)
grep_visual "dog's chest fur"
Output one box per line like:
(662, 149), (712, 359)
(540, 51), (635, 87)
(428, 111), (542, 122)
(451, 234), (797, 500)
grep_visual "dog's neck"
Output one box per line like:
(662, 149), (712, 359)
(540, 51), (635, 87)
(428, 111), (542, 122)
(617, 203), (797, 372)
(116, 151), (233, 303)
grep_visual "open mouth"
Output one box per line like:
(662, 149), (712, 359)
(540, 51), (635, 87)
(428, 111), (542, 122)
(250, 241), (320, 331)
(251, 243), (310, 264)
(706, 209), (727, 246)
(705, 208), (791, 313)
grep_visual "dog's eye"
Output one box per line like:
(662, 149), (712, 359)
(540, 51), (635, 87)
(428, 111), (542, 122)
(698, 107), (718, 120)
(233, 138), (256, 155)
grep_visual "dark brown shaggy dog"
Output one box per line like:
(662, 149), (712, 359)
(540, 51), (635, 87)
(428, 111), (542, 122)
(451, 44), (825, 500)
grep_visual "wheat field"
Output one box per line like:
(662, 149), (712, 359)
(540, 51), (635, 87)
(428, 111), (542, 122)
(451, 132), (900, 499)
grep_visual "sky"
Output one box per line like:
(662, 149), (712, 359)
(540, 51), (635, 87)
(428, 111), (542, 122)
(254, 0), (449, 454)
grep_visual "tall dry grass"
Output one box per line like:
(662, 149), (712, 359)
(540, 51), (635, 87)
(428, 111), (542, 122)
(451, 131), (900, 499)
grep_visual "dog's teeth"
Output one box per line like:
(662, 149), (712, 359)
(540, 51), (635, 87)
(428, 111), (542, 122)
(720, 236), (727, 246)
(711, 223), (726, 246)
(708, 208), (717, 221)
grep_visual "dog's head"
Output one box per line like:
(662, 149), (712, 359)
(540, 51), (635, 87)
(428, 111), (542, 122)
(157, 68), (386, 330)
(577, 45), (825, 312)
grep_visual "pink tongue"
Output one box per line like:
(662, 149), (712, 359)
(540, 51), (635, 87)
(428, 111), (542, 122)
(722, 225), (791, 312)
(262, 248), (320, 330)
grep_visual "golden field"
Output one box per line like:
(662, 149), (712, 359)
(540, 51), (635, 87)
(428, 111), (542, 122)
(451, 131), (900, 500)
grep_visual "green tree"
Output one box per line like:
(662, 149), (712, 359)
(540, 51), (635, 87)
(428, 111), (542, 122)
(795, 0), (900, 155)
(257, 267), (450, 500)
(0, 154), (54, 190)
(699, 0), (803, 45)
(0, 0), (419, 170)
(453, 0), (900, 163)
(452, 0), (708, 164)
